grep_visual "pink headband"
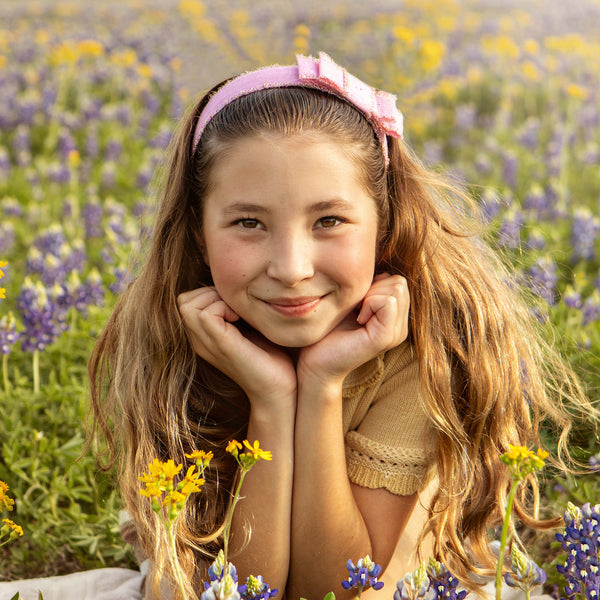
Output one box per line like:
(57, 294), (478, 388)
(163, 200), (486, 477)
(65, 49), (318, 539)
(191, 52), (404, 163)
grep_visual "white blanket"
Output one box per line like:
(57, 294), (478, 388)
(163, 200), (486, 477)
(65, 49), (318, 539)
(0, 567), (144, 600)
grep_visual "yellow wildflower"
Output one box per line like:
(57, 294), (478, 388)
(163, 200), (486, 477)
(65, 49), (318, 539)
(160, 459), (183, 480)
(0, 260), (7, 278)
(0, 481), (14, 511)
(226, 440), (243, 455)
(243, 439), (273, 461)
(566, 84), (589, 100)
(1, 518), (23, 539)
(163, 490), (187, 509)
(186, 450), (214, 467)
(294, 24), (311, 38)
(505, 444), (530, 462)
(0, 288), (5, 299)
(139, 482), (163, 498)
(419, 39), (445, 72)
(500, 444), (548, 481)
(77, 39), (104, 57)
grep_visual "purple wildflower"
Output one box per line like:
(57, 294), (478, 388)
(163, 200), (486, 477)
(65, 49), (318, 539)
(563, 286), (583, 310)
(527, 257), (558, 305)
(498, 209), (524, 249)
(17, 278), (64, 352)
(202, 574), (240, 600)
(238, 575), (277, 600)
(83, 198), (103, 239)
(342, 556), (385, 593)
(583, 291), (600, 325)
(427, 559), (467, 600)
(555, 502), (600, 600)
(502, 151), (518, 189)
(0, 223), (16, 254)
(395, 563), (433, 600)
(0, 312), (20, 355)
(504, 545), (547, 593)
(589, 454), (600, 472)
(571, 208), (598, 262)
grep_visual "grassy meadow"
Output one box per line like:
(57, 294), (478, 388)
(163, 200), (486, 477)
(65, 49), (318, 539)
(0, 0), (599, 590)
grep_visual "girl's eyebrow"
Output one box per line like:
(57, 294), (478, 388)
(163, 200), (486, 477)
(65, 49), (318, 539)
(222, 198), (354, 215)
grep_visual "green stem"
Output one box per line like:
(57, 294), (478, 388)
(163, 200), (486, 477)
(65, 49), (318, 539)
(165, 518), (188, 600)
(33, 349), (40, 394)
(525, 587), (530, 600)
(495, 479), (519, 600)
(2, 353), (8, 395)
(222, 467), (248, 566)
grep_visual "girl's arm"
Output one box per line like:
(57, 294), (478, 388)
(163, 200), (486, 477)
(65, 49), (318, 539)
(287, 275), (416, 600)
(177, 288), (297, 592)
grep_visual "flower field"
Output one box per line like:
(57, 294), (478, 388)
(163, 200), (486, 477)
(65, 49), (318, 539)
(0, 0), (599, 586)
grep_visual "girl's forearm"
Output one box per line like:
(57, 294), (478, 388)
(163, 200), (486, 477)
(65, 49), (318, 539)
(228, 396), (295, 593)
(287, 380), (373, 600)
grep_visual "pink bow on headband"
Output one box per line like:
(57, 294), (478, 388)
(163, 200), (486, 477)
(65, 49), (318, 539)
(296, 52), (404, 142)
(191, 52), (404, 163)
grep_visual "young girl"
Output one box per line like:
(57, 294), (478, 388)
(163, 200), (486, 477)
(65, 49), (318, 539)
(89, 52), (591, 600)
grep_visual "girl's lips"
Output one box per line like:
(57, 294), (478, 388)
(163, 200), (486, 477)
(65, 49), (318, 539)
(262, 296), (322, 317)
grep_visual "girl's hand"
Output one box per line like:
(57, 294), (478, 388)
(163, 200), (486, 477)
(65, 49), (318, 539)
(177, 287), (297, 404)
(297, 274), (410, 386)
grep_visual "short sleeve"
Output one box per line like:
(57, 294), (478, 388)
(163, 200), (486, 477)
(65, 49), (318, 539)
(344, 345), (434, 496)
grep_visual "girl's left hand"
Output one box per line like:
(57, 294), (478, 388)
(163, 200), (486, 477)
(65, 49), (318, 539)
(297, 273), (410, 386)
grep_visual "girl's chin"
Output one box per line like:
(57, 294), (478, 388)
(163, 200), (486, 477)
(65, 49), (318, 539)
(234, 319), (329, 349)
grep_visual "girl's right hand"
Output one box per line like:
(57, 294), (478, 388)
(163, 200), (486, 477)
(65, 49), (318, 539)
(177, 287), (297, 405)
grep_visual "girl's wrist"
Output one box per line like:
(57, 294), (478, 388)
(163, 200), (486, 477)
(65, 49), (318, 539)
(246, 388), (297, 418)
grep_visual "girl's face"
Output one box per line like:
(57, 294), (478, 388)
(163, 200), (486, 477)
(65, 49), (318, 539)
(201, 132), (379, 348)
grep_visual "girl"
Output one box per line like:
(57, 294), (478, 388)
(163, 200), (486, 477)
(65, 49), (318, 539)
(89, 52), (591, 600)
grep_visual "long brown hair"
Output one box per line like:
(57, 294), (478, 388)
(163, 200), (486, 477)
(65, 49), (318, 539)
(89, 83), (593, 598)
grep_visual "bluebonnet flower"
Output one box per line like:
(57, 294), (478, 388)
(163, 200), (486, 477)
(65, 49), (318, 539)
(104, 140), (123, 161)
(238, 575), (278, 600)
(0, 147), (10, 179)
(571, 208), (599, 262)
(202, 551), (240, 600)
(504, 545), (547, 593)
(101, 162), (116, 188)
(202, 573), (241, 600)
(83, 197), (103, 239)
(516, 118), (540, 151)
(497, 209), (523, 249)
(526, 230), (546, 251)
(527, 257), (558, 305)
(0, 312), (20, 355)
(34, 224), (67, 256)
(582, 291), (600, 325)
(207, 550), (238, 584)
(555, 502), (600, 600)
(342, 555), (384, 594)
(110, 264), (132, 295)
(47, 162), (71, 184)
(563, 286), (583, 310)
(502, 151), (518, 189)
(1, 197), (23, 218)
(395, 562), (433, 600)
(589, 454), (600, 472)
(426, 559), (466, 600)
(17, 278), (63, 352)
(0, 223), (16, 254)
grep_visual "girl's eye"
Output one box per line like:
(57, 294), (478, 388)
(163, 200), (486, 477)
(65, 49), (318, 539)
(316, 216), (342, 229)
(236, 218), (262, 229)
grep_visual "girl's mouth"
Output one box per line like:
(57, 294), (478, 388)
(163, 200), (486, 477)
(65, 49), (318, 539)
(262, 296), (322, 317)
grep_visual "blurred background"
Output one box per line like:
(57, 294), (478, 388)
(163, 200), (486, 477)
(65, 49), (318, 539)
(0, 0), (599, 586)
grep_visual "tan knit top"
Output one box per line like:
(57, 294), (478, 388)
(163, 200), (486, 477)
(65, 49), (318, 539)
(342, 341), (435, 496)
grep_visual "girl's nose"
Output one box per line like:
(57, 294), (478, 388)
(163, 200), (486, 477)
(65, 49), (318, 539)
(266, 233), (314, 286)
